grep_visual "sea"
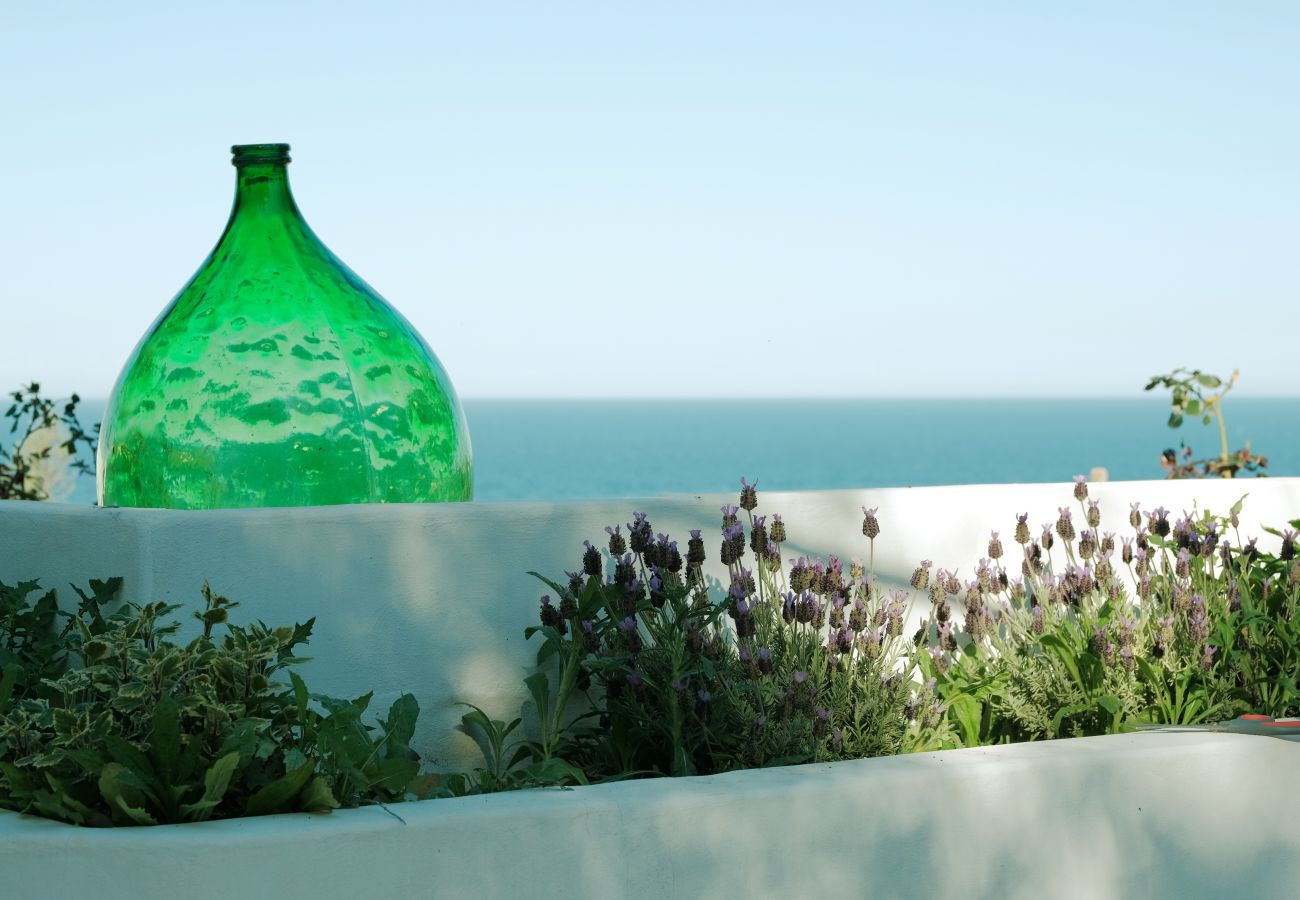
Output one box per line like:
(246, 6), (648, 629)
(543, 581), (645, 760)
(51, 397), (1300, 505)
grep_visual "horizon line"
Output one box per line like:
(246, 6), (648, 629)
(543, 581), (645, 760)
(62, 393), (1300, 403)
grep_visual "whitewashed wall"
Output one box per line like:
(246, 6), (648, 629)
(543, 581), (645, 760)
(2, 732), (1298, 900)
(2, 477), (1297, 771)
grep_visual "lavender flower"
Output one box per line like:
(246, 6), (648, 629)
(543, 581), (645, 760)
(538, 595), (559, 628)
(862, 506), (880, 540)
(910, 559), (933, 591)
(695, 689), (712, 717)
(583, 540), (602, 577)
(1056, 507), (1076, 543)
(1073, 474), (1089, 502)
(1078, 529), (1096, 560)
(988, 531), (1004, 561)
(605, 524), (627, 556)
(1200, 644), (1218, 672)
(627, 511), (653, 554)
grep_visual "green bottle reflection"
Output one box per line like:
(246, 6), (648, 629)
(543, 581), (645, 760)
(97, 143), (472, 508)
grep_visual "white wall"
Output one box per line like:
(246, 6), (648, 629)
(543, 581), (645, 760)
(3, 732), (1298, 900)
(2, 477), (1297, 771)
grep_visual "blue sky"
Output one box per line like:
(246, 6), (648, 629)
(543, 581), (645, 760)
(2, 2), (1297, 397)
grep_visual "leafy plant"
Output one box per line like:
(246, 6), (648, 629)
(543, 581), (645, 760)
(1144, 368), (1266, 478)
(516, 474), (1300, 780)
(0, 580), (431, 826)
(522, 482), (939, 784)
(0, 383), (98, 501)
(920, 479), (1298, 749)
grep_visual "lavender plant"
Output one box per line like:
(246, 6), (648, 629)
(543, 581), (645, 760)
(917, 477), (1298, 746)
(525, 480), (943, 781)
(522, 474), (1298, 778)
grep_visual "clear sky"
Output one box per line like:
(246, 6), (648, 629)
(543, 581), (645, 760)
(2, 2), (1297, 398)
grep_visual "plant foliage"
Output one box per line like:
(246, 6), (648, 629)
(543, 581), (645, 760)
(0, 383), (98, 501)
(0, 580), (432, 826)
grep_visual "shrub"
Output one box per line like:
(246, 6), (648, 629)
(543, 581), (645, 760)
(522, 481), (942, 783)
(520, 476), (1299, 782)
(0, 383), (97, 501)
(918, 481), (1300, 746)
(0, 580), (432, 826)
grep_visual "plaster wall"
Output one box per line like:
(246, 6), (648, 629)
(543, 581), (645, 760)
(2, 477), (1298, 771)
(2, 731), (1297, 900)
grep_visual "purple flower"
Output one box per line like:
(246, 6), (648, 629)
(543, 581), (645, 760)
(1200, 644), (1218, 671)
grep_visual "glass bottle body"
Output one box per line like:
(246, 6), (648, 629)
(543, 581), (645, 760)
(98, 144), (472, 508)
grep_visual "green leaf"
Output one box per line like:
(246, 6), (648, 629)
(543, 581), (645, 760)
(368, 756), (419, 794)
(149, 699), (183, 782)
(181, 752), (241, 822)
(0, 663), (17, 712)
(290, 670), (309, 717)
(1097, 695), (1121, 716)
(1184, 399), (1202, 416)
(1196, 373), (1222, 388)
(102, 737), (160, 798)
(298, 775), (340, 812)
(522, 757), (589, 786)
(98, 763), (158, 826)
(949, 694), (984, 746)
(244, 759), (316, 816)
(382, 693), (419, 753)
(524, 671), (551, 729)
(1167, 412), (1185, 429)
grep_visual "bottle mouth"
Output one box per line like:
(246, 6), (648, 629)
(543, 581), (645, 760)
(232, 143), (291, 167)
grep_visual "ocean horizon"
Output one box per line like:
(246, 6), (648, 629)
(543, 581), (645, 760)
(47, 396), (1300, 505)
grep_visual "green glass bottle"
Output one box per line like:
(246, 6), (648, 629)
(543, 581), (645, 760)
(97, 143), (473, 508)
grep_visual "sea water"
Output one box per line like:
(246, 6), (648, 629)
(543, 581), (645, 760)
(53, 396), (1299, 504)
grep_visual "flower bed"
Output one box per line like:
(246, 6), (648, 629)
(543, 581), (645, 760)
(1, 730), (1297, 899)
(3, 479), (1300, 897)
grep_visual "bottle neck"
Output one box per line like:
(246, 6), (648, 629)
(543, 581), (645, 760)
(230, 162), (303, 223)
